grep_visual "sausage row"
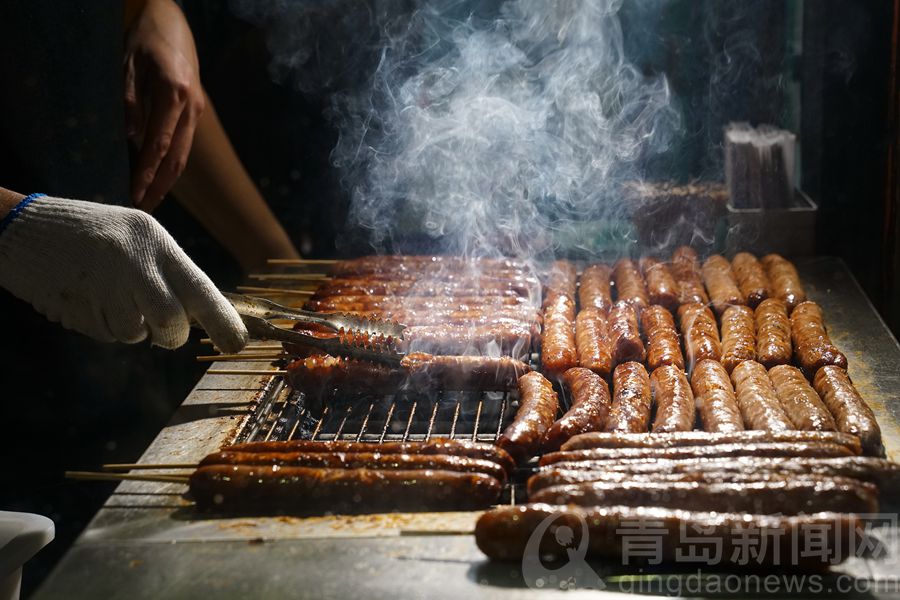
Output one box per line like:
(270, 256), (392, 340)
(191, 438), (514, 515)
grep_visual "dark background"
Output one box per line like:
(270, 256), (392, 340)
(2, 0), (897, 596)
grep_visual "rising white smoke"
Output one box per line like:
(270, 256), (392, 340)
(331, 0), (680, 258)
(234, 0), (681, 259)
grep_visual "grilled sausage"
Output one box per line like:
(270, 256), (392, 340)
(226, 439), (516, 474)
(540, 312), (577, 376)
(719, 305), (756, 373)
(641, 305), (684, 371)
(542, 291), (576, 322)
(814, 366), (884, 457)
(313, 282), (531, 299)
(612, 259), (649, 310)
(731, 360), (794, 431)
(678, 303), (721, 370)
(561, 430), (860, 454)
(755, 298), (793, 368)
(475, 504), (859, 568)
(191, 465), (502, 514)
(323, 308), (541, 328)
(330, 255), (532, 276)
(578, 264), (613, 313)
(791, 301), (848, 375)
(574, 308), (612, 376)
(671, 246), (709, 305)
(527, 468), (866, 496)
(285, 355), (406, 396)
(650, 365), (695, 433)
(701, 254), (745, 315)
(769, 365), (837, 431)
(402, 323), (532, 356)
(542, 263), (579, 376)
(498, 372), (559, 464)
(306, 295), (532, 312)
(529, 479), (878, 515)
(399, 353), (530, 391)
(317, 271), (539, 293)
(539, 441), (855, 467)
(544, 260), (578, 300)
(535, 455), (900, 493)
(608, 301), (645, 364)
(761, 254), (806, 311)
(731, 252), (770, 308)
(543, 368), (611, 452)
(639, 257), (679, 312)
(690, 359), (744, 433)
(604, 362), (652, 433)
(199, 451), (508, 484)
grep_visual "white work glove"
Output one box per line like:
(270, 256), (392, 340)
(0, 195), (248, 352)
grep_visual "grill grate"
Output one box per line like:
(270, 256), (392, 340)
(231, 368), (561, 446)
(230, 343), (565, 447)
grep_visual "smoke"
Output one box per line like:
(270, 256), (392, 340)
(233, 0), (681, 259)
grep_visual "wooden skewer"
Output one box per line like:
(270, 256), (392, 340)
(196, 354), (285, 363)
(206, 369), (288, 376)
(236, 286), (314, 296)
(103, 463), (197, 471)
(249, 273), (331, 281)
(199, 339), (282, 350)
(66, 471), (190, 484)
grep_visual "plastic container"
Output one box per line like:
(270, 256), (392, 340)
(0, 512), (55, 600)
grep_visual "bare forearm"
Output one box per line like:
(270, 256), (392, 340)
(172, 91), (300, 272)
(0, 187), (26, 219)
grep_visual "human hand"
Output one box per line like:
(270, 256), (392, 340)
(0, 195), (248, 352)
(124, 0), (205, 212)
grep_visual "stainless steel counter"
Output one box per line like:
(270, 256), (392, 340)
(32, 257), (900, 599)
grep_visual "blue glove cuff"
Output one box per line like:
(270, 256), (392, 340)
(0, 193), (46, 237)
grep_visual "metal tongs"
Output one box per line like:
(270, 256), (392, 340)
(223, 292), (406, 366)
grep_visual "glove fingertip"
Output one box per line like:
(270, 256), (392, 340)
(210, 321), (249, 354)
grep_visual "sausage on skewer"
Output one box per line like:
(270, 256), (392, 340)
(678, 303), (721, 370)
(604, 362), (652, 433)
(755, 298), (792, 368)
(814, 366), (884, 457)
(530, 479), (877, 515)
(475, 504), (860, 568)
(227, 439), (516, 474)
(574, 308), (612, 377)
(791, 301), (848, 375)
(543, 368), (611, 452)
(498, 372), (559, 464)
(701, 255), (745, 315)
(690, 359), (744, 433)
(192, 466), (502, 514)
(578, 264), (613, 314)
(731, 360), (793, 431)
(720, 305), (756, 373)
(642, 305), (684, 371)
(608, 301), (646, 365)
(671, 246), (709, 305)
(639, 257), (679, 312)
(559, 430), (861, 454)
(612, 259), (649, 310)
(761, 254), (806, 311)
(200, 451), (508, 484)
(731, 252), (770, 308)
(650, 365), (695, 433)
(768, 365), (837, 432)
